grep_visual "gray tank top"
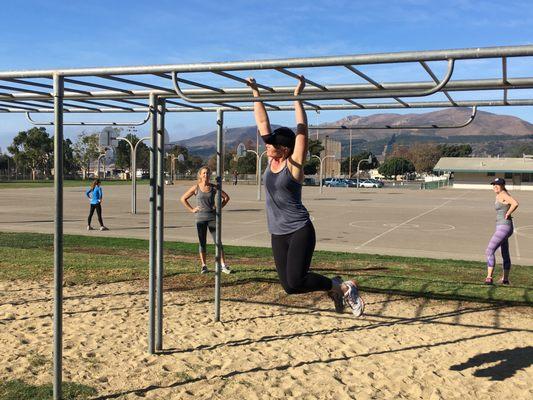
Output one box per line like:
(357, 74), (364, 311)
(495, 201), (512, 226)
(196, 184), (216, 222)
(263, 161), (310, 235)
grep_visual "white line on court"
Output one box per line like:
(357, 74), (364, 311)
(354, 192), (469, 250)
(228, 231), (269, 243)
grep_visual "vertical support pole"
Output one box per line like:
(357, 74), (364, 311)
(349, 128), (352, 178)
(319, 158), (323, 194)
(53, 73), (64, 400)
(156, 98), (165, 351)
(148, 93), (157, 354)
(132, 142), (136, 214)
(256, 128), (260, 185)
(215, 109), (224, 322)
(257, 153), (262, 201)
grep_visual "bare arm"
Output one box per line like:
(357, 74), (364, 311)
(290, 76), (308, 169)
(180, 185), (199, 213)
(220, 189), (230, 208)
(246, 78), (272, 138)
(502, 192), (519, 218)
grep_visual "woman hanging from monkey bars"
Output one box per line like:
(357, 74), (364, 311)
(246, 75), (364, 317)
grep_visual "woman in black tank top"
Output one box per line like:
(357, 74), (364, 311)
(246, 76), (364, 317)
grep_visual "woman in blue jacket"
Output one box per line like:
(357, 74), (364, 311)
(86, 179), (108, 231)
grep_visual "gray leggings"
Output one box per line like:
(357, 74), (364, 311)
(196, 220), (222, 253)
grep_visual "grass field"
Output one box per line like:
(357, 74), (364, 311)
(1, 231), (531, 399)
(0, 231), (530, 305)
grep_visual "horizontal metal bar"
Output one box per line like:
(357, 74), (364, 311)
(114, 98), (149, 107)
(2, 99), (533, 114)
(0, 101), (40, 111)
(2, 78), (91, 95)
(156, 73), (225, 93)
(69, 99), (134, 111)
(171, 59), (455, 103)
(26, 109), (152, 126)
(64, 78), (134, 94)
(275, 68), (328, 91)
(99, 75), (174, 92)
(1, 45), (531, 78)
(419, 61), (457, 106)
(394, 98), (410, 107)
(213, 71), (275, 92)
(0, 83), (51, 96)
(343, 99), (364, 108)
(1, 76), (533, 102)
(165, 99), (204, 110)
(214, 102), (242, 111)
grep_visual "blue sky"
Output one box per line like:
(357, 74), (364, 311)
(1, 0), (532, 151)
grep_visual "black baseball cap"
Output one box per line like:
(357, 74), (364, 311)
(264, 127), (295, 149)
(490, 178), (506, 186)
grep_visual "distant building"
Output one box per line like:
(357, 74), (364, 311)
(320, 137), (341, 177)
(434, 156), (533, 190)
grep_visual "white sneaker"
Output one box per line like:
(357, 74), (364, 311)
(100, 226), (109, 231)
(221, 265), (232, 274)
(343, 280), (365, 317)
(201, 266), (208, 274)
(87, 225), (94, 231)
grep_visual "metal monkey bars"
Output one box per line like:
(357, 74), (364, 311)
(2, 45), (533, 400)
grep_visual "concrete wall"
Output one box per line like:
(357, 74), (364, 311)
(452, 171), (533, 190)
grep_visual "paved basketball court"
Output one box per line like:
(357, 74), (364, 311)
(1, 183), (532, 265)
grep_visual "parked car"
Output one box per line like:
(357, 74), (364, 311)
(345, 179), (359, 187)
(303, 177), (317, 186)
(359, 179), (384, 188)
(326, 178), (349, 187)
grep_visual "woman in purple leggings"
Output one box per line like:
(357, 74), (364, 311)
(485, 178), (519, 285)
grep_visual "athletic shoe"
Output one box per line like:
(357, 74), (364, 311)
(484, 277), (493, 285)
(201, 266), (208, 274)
(221, 265), (232, 274)
(499, 278), (510, 285)
(87, 225), (94, 231)
(343, 280), (365, 317)
(100, 226), (109, 231)
(328, 276), (345, 313)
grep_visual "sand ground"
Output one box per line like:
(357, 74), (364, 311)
(1, 279), (531, 399)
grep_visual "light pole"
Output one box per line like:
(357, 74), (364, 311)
(357, 155), (373, 188)
(246, 149), (267, 200)
(312, 154), (335, 194)
(117, 136), (151, 214)
(168, 153), (185, 183)
(348, 128), (353, 178)
(97, 153), (106, 179)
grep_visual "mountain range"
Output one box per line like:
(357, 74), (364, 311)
(170, 108), (533, 159)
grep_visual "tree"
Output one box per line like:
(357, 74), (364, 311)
(63, 138), (80, 178)
(406, 143), (442, 173)
(341, 151), (379, 177)
(308, 139), (324, 156)
(378, 157), (415, 179)
(437, 144), (473, 157)
(8, 127), (53, 180)
(507, 143), (533, 157)
(73, 132), (100, 179)
(303, 157), (319, 175)
(234, 152), (257, 174)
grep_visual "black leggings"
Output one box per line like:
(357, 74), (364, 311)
(271, 222), (332, 294)
(88, 204), (104, 226)
(196, 220), (222, 253)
